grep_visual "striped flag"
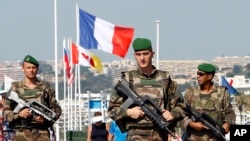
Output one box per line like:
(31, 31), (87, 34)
(221, 76), (238, 95)
(76, 6), (134, 58)
(63, 47), (74, 86)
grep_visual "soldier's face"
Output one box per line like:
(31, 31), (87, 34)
(197, 71), (210, 85)
(22, 62), (38, 79)
(134, 50), (154, 68)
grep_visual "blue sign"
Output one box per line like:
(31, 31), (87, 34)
(89, 100), (101, 109)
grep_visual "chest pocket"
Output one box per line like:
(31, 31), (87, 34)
(127, 72), (166, 126)
(19, 89), (43, 103)
(192, 89), (224, 124)
(134, 79), (164, 107)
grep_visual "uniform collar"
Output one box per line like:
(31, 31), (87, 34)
(136, 65), (157, 78)
(21, 78), (40, 89)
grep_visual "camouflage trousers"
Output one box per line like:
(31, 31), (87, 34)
(14, 128), (50, 141)
(126, 128), (171, 141)
(185, 131), (221, 141)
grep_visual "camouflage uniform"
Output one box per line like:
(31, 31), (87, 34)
(108, 67), (185, 141)
(182, 86), (236, 141)
(2, 80), (62, 141)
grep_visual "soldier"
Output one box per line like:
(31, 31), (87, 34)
(182, 63), (236, 141)
(108, 37), (185, 141)
(2, 55), (62, 141)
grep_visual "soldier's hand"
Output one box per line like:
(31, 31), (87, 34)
(34, 115), (45, 124)
(18, 108), (32, 119)
(222, 122), (230, 133)
(189, 121), (208, 131)
(162, 110), (174, 121)
(127, 106), (145, 119)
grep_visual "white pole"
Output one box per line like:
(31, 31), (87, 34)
(63, 38), (66, 141)
(76, 3), (82, 130)
(67, 38), (71, 131)
(78, 64), (82, 130)
(155, 20), (160, 69)
(74, 62), (78, 130)
(54, 0), (60, 140)
(69, 39), (73, 130)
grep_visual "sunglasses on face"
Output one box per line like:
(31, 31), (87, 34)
(197, 72), (208, 76)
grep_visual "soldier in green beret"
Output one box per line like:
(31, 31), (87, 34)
(182, 63), (235, 141)
(108, 38), (185, 141)
(3, 55), (62, 141)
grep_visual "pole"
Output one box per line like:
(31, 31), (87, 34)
(76, 3), (82, 131)
(54, 0), (60, 140)
(63, 38), (66, 141)
(155, 20), (160, 69)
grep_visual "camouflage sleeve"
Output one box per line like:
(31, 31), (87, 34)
(107, 87), (128, 121)
(46, 85), (62, 121)
(182, 89), (194, 129)
(169, 82), (186, 121)
(107, 73), (129, 121)
(223, 89), (236, 124)
(2, 88), (19, 123)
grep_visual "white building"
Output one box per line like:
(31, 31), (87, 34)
(224, 75), (250, 95)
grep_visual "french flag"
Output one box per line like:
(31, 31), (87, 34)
(76, 6), (134, 58)
(221, 76), (238, 95)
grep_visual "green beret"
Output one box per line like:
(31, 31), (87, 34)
(23, 55), (39, 66)
(132, 38), (152, 51)
(198, 63), (216, 73)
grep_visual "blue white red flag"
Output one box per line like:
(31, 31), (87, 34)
(76, 6), (134, 58)
(221, 76), (238, 95)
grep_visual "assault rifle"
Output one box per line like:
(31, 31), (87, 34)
(115, 78), (177, 139)
(185, 104), (226, 141)
(7, 91), (57, 124)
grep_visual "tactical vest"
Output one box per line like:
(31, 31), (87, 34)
(190, 86), (226, 125)
(10, 81), (51, 129)
(122, 70), (177, 128)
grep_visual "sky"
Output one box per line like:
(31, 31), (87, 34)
(1, 0), (250, 62)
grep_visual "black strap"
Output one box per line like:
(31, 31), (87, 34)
(164, 76), (172, 109)
(128, 70), (134, 89)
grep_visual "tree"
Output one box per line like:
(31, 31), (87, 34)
(245, 63), (250, 72)
(38, 62), (54, 74)
(232, 65), (243, 75)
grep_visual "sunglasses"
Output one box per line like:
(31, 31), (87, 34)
(197, 72), (208, 76)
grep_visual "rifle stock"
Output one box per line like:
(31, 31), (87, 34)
(115, 78), (177, 139)
(185, 104), (226, 141)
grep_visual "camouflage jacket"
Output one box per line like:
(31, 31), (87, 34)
(183, 85), (236, 133)
(2, 79), (62, 129)
(107, 67), (185, 131)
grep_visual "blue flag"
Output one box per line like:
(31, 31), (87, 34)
(221, 76), (238, 95)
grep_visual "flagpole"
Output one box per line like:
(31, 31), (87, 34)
(73, 43), (77, 130)
(76, 3), (82, 131)
(155, 20), (160, 69)
(69, 38), (73, 131)
(63, 38), (67, 141)
(54, 0), (60, 140)
(67, 38), (70, 132)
